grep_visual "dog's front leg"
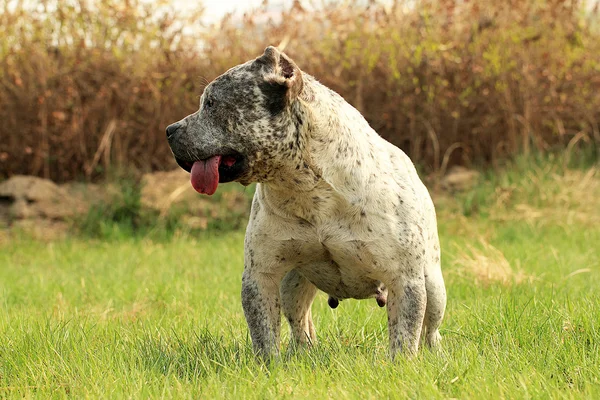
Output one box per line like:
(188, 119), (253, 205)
(241, 269), (283, 360)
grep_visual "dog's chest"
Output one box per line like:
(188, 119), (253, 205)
(272, 182), (341, 224)
(273, 210), (388, 299)
(259, 183), (396, 299)
(285, 226), (387, 299)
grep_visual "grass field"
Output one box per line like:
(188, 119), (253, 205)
(1, 157), (599, 398)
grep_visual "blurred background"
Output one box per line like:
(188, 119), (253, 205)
(0, 0), (599, 236)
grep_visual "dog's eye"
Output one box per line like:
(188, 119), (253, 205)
(205, 98), (214, 109)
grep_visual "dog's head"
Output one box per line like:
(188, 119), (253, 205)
(166, 46), (307, 195)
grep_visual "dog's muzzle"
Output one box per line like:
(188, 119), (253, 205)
(165, 120), (250, 194)
(166, 121), (182, 139)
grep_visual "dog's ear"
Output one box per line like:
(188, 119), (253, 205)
(255, 46), (303, 100)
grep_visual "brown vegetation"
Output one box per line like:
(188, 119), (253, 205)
(1, 0), (598, 182)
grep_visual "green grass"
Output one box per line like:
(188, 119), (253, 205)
(1, 158), (600, 398)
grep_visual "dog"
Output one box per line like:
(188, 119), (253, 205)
(166, 46), (446, 359)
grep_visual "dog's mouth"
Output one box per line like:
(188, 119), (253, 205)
(175, 151), (246, 195)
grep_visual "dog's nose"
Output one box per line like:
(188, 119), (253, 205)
(166, 122), (181, 139)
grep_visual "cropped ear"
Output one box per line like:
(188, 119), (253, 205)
(255, 46), (303, 100)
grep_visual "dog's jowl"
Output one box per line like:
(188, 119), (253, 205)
(166, 46), (446, 359)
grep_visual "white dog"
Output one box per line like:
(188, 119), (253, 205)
(166, 46), (446, 359)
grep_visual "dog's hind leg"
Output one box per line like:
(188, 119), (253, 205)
(280, 269), (318, 346)
(422, 257), (446, 348)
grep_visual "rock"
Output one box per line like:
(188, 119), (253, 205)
(441, 166), (480, 192)
(0, 170), (252, 237)
(0, 175), (88, 224)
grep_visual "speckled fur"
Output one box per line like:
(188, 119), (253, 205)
(168, 47), (446, 359)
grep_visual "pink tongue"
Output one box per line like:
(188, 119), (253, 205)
(190, 156), (221, 195)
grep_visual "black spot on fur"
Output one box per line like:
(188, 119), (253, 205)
(402, 284), (426, 331)
(258, 80), (287, 116)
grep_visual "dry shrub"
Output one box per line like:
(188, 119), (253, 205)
(451, 239), (531, 286)
(0, 0), (205, 181)
(1, 0), (599, 182)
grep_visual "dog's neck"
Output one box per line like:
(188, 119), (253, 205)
(300, 78), (380, 201)
(262, 77), (381, 206)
